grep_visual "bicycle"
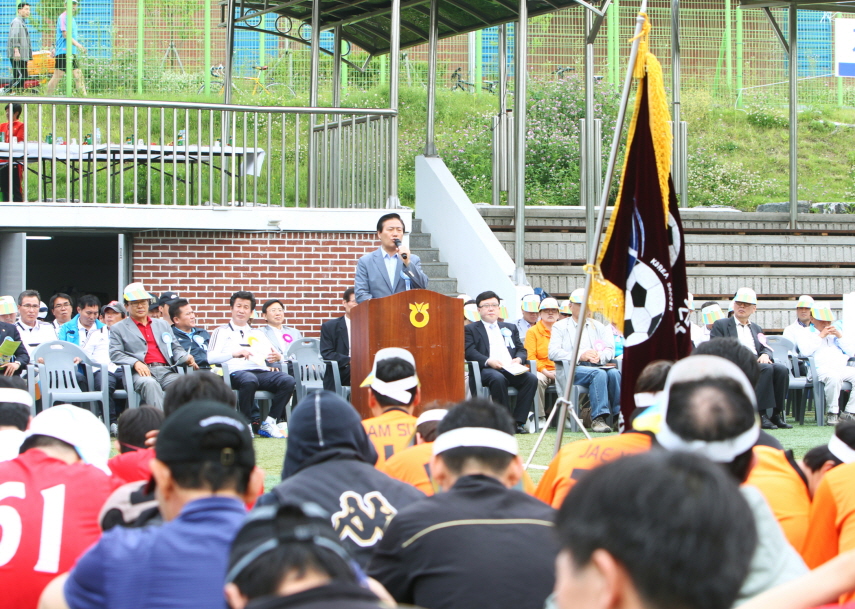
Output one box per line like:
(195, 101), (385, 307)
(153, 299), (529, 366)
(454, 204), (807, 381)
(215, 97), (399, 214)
(198, 64), (296, 98)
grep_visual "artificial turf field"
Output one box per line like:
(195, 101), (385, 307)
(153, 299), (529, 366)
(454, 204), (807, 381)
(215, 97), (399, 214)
(253, 420), (835, 489)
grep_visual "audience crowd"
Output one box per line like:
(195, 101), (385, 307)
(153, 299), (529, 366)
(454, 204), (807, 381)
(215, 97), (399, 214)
(3, 219), (855, 609)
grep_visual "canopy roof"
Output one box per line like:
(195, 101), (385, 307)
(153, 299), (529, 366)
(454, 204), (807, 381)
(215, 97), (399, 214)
(230, 0), (587, 56)
(739, 0), (855, 13)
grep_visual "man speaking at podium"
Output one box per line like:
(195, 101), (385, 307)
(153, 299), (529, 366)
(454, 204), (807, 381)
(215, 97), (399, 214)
(355, 213), (429, 303)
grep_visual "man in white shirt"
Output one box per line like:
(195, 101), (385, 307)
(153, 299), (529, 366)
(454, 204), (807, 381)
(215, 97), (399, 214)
(15, 289), (57, 359)
(788, 303), (855, 425)
(783, 295), (816, 351)
(208, 290), (295, 438)
(548, 288), (620, 433)
(49, 293), (73, 331)
(83, 301), (127, 433)
(710, 287), (791, 430)
(514, 294), (541, 340)
(58, 294), (104, 348)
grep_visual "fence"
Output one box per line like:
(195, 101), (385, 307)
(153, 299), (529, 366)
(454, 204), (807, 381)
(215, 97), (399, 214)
(0, 97), (395, 207)
(2, 0), (853, 106)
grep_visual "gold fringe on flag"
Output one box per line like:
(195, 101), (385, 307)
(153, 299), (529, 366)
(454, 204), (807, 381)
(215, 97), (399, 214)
(586, 13), (673, 334)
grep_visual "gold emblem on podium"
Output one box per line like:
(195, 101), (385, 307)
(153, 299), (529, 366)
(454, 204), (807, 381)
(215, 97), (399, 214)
(409, 303), (430, 328)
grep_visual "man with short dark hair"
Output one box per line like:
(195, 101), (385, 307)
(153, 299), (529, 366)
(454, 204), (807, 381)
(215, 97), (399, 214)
(169, 299), (212, 369)
(58, 294), (103, 348)
(7, 3), (31, 92)
(40, 401), (264, 609)
(16, 289), (57, 359)
(368, 399), (558, 609)
(208, 290), (295, 438)
(49, 293), (74, 332)
(354, 213), (428, 303)
(320, 287), (357, 392)
(554, 450), (757, 609)
(1, 405), (118, 609)
(464, 290), (537, 434)
(109, 283), (196, 410)
(360, 348), (419, 467)
(259, 391), (424, 568)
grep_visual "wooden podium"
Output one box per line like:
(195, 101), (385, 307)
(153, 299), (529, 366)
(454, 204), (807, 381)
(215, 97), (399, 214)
(350, 290), (464, 419)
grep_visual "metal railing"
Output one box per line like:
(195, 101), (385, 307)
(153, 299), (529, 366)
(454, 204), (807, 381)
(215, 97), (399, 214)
(0, 96), (396, 208)
(311, 114), (391, 208)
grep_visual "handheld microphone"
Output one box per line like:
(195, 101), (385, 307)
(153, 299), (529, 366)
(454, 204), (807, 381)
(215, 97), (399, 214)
(393, 238), (408, 260)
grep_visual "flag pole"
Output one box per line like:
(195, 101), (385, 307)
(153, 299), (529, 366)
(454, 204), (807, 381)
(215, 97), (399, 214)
(525, 2), (651, 465)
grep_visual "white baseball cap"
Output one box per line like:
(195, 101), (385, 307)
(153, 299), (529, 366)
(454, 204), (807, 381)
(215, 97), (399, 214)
(0, 295), (15, 315)
(26, 404), (111, 475)
(360, 347), (417, 387)
(796, 295), (815, 309)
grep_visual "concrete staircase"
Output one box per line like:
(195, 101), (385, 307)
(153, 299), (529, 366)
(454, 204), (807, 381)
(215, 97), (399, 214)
(479, 206), (855, 331)
(410, 218), (459, 296)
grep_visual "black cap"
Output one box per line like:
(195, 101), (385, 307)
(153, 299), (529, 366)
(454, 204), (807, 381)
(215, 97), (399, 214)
(226, 502), (351, 584)
(155, 400), (255, 468)
(157, 291), (180, 307)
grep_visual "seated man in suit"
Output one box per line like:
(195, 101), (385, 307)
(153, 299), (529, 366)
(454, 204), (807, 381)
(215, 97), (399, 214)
(710, 287), (791, 430)
(464, 290), (537, 435)
(208, 291), (296, 439)
(320, 287), (356, 392)
(548, 288), (621, 434)
(354, 212), (429, 303)
(109, 283), (197, 410)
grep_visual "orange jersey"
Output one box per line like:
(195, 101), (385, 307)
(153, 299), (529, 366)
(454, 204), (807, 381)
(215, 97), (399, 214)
(381, 442), (537, 498)
(745, 445), (812, 555)
(381, 442), (436, 495)
(363, 409), (417, 468)
(803, 462), (855, 604)
(534, 433), (652, 508)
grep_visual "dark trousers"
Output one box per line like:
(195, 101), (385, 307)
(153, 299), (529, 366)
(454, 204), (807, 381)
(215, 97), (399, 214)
(9, 58), (27, 90)
(480, 367), (538, 424)
(79, 368), (125, 423)
(231, 369), (295, 421)
(0, 163), (22, 202)
(323, 362), (350, 393)
(756, 362), (789, 415)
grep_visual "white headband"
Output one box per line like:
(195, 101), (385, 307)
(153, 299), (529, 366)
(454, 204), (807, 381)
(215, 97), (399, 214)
(433, 427), (519, 456)
(656, 418), (760, 463)
(633, 391), (663, 408)
(370, 376), (418, 404)
(0, 388), (33, 407)
(828, 434), (855, 463)
(416, 409), (447, 426)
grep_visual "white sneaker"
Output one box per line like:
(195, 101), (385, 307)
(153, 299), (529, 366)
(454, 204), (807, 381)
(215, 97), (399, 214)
(277, 422), (289, 437)
(525, 413), (536, 434)
(259, 417), (285, 439)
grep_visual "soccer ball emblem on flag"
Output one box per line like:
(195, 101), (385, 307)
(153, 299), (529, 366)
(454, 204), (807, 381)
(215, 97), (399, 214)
(624, 262), (666, 347)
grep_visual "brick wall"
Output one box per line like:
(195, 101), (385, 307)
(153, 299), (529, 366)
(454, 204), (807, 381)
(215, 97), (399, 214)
(132, 230), (377, 337)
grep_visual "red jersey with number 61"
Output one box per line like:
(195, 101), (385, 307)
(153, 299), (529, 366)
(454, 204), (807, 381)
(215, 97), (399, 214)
(0, 449), (119, 609)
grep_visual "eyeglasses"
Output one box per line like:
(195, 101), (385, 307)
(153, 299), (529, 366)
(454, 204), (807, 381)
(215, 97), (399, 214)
(478, 303), (500, 310)
(53, 303), (71, 309)
(20, 304), (39, 309)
